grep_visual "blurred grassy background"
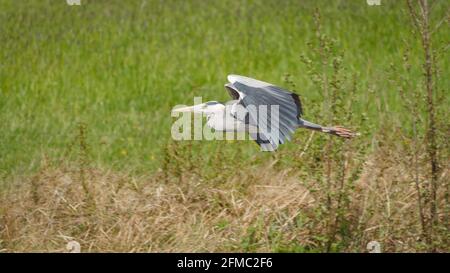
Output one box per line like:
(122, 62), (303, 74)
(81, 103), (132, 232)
(0, 0), (448, 177)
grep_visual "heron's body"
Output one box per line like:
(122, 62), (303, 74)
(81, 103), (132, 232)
(205, 103), (249, 132)
(173, 75), (357, 151)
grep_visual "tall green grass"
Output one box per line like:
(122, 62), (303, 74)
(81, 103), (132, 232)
(0, 0), (448, 177)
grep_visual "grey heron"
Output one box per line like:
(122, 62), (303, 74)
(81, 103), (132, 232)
(173, 75), (357, 151)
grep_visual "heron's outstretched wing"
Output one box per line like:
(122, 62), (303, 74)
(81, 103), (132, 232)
(225, 75), (303, 151)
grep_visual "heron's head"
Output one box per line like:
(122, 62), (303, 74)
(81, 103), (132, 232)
(172, 101), (224, 115)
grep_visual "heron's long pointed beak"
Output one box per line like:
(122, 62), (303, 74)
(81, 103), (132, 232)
(172, 104), (205, 114)
(172, 105), (196, 113)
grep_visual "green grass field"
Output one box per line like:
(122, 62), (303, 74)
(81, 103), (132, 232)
(0, 0), (446, 176)
(0, 0), (448, 252)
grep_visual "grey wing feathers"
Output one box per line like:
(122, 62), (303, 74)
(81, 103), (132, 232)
(226, 75), (303, 151)
(225, 84), (240, 100)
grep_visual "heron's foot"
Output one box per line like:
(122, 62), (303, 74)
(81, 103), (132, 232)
(329, 126), (359, 138)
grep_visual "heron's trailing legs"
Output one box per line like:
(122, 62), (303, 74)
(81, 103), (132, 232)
(299, 119), (358, 139)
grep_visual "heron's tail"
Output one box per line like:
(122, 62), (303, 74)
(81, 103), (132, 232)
(298, 119), (358, 139)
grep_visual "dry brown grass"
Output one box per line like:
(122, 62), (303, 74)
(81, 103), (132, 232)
(0, 161), (315, 252)
(0, 132), (448, 252)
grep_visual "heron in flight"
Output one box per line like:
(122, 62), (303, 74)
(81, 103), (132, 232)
(173, 75), (356, 151)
